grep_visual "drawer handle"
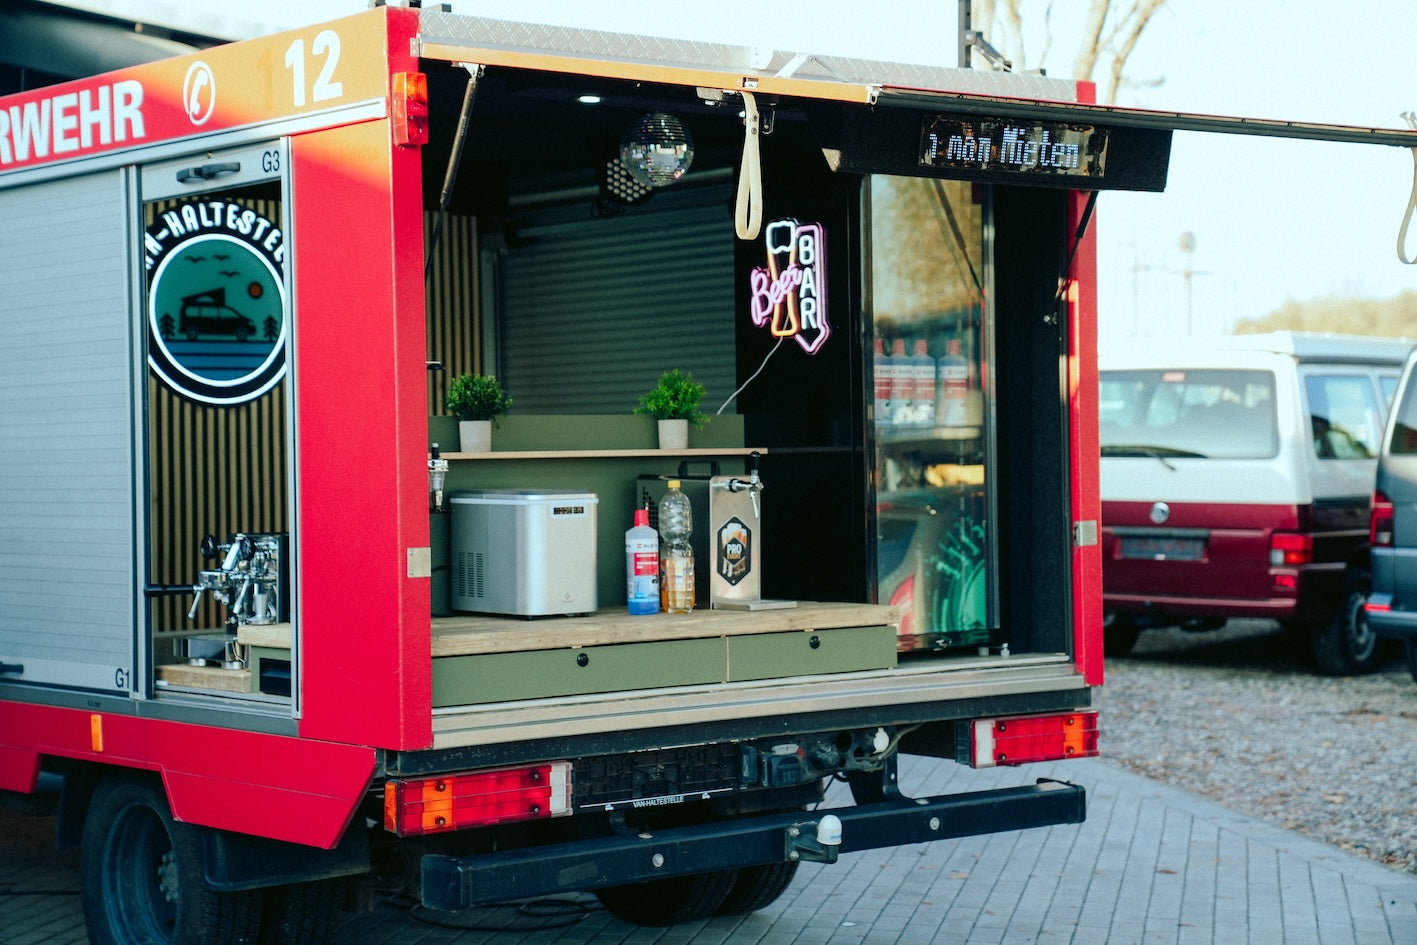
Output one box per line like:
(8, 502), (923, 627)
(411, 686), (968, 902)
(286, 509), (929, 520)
(808, 635), (821, 650)
(576, 653), (590, 667)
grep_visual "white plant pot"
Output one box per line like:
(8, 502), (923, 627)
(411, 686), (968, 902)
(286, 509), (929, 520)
(657, 418), (689, 450)
(458, 419), (492, 453)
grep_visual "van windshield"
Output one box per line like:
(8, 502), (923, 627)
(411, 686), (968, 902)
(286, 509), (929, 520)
(1099, 369), (1279, 460)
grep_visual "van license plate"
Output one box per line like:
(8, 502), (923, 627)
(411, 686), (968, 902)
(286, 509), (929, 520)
(1118, 536), (1204, 561)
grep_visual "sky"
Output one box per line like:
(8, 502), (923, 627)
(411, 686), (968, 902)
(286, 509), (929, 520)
(62, 0), (1417, 338)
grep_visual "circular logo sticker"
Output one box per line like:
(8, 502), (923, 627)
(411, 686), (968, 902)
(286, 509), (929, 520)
(146, 200), (286, 405)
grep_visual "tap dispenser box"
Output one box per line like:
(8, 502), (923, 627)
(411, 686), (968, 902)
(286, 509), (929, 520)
(450, 490), (598, 616)
(707, 474), (762, 606)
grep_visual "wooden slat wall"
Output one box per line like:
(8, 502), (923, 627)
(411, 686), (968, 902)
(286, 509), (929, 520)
(148, 382), (288, 630)
(425, 211), (480, 417)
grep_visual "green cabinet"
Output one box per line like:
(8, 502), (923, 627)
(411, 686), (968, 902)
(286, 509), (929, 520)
(430, 621), (896, 707)
(432, 637), (723, 706)
(727, 626), (896, 681)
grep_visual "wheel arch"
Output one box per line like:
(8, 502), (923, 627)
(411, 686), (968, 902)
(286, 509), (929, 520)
(57, 759), (372, 890)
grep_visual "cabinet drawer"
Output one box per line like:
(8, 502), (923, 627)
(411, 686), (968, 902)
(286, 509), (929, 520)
(433, 636), (723, 706)
(726, 625), (896, 681)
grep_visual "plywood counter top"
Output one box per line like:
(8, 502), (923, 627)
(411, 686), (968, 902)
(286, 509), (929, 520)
(430, 602), (898, 657)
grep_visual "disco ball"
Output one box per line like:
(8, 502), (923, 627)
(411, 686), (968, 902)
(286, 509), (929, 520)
(619, 113), (694, 188)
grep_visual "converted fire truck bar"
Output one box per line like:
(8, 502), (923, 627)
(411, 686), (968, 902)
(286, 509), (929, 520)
(1, 6), (1415, 937)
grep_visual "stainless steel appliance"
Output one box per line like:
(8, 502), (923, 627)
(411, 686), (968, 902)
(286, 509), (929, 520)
(450, 489), (598, 616)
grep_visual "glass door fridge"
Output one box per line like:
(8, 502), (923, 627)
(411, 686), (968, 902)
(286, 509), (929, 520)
(868, 176), (996, 653)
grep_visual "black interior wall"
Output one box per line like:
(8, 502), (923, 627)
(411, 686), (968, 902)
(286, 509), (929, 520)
(992, 185), (1073, 654)
(738, 122), (870, 603)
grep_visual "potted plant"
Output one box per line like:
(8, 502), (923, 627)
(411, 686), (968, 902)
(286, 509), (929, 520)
(444, 373), (512, 452)
(634, 369), (708, 449)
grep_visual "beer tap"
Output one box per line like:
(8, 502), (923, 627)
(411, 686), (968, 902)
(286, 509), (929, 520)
(428, 442), (449, 513)
(725, 451), (763, 519)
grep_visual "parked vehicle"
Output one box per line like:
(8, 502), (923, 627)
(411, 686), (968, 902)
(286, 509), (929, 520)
(1365, 347), (1417, 679)
(1099, 332), (1410, 672)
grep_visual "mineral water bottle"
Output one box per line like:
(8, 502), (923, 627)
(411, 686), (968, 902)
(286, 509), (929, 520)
(873, 337), (891, 425)
(937, 338), (970, 427)
(658, 480), (694, 613)
(889, 338), (910, 425)
(625, 508), (659, 615)
(911, 339), (936, 428)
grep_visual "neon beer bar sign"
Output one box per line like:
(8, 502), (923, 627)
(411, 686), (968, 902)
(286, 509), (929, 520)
(748, 218), (829, 354)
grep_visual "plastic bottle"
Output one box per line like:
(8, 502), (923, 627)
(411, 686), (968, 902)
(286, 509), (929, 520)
(889, 338), (910, 425)
(658, 480), (695, 614)
(911, 339), (937, 428)
(872, 337), (891, 425)
(625, 508), (660, 615)
(937, 338), (970, 427)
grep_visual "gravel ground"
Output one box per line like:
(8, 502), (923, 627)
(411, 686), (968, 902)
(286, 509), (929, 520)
(1097, 618), (1417, 874)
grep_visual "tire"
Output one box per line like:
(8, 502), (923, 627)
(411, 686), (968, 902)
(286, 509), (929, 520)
(259, 879), (346, 945)
(713, 861), (799, 915)
(594, 869), (739, 926)
(1406, 639), (1417, 683)
(1311, 568), (1380, 675)
(80, 771), (263, 945)
(1103, 613), (1142, 657)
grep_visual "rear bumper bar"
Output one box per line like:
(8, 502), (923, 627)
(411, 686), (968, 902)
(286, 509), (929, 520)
(421, 777), (1085, 911)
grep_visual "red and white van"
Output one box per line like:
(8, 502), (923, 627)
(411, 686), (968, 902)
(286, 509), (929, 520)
(1099, 332), (1410, 672)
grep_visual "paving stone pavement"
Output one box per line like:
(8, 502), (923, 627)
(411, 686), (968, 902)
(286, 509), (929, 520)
(4, 754), (1416, 945)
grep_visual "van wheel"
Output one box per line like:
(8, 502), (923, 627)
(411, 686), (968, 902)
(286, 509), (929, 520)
(80, 771), (263, 945)
(713, 861), (799, 915)
(1103, 613), (1142, 657)
(595, 869), (739, 926)
(1311, 569), (1380, 675)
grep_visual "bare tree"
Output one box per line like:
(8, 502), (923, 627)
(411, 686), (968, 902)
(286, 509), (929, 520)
(969, 0), (1166, 104)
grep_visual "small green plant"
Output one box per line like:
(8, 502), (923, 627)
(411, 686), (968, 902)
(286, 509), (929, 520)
(444, 373), (512, 426)
(634, 369), (709, 429)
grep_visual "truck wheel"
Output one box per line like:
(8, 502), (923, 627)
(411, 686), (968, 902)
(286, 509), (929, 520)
(80, 771), (263, 945)
(1102, 613), (1142, 657)
(1311, 568), (1379, 675)
(259, 879), (346, 945)
(714, 861), (800, 915)
(594, 869), (739, 926)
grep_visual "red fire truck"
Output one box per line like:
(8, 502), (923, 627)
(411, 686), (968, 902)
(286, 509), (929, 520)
(0, 6), (1407, 945)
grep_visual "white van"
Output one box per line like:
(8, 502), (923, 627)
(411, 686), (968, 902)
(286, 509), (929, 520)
(1098, 332), (1410, 673)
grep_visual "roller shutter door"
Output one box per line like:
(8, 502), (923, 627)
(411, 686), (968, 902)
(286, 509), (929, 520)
(498, 199), (736, 415)
(0, 170), (138, 692)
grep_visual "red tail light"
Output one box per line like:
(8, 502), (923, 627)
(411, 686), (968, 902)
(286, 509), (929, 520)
(1269, 532), (1312, 567)
(383, 762), (571, 836)
(970, 712), (1099, 768)
(1371, 491), (1395, 547)
(392, 71), (429, 146)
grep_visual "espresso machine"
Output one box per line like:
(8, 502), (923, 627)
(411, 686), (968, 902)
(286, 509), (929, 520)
(185, 532), (289, 667)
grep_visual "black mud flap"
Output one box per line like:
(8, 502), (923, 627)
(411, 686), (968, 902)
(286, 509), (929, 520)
(422, 778), (1084, 911)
